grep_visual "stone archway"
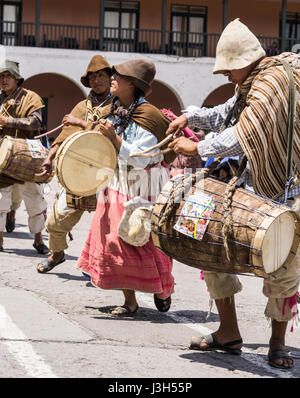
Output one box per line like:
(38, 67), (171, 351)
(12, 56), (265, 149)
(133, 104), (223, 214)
(202, 83), (235, 107)
(147, 79), (183, 115)
(24, 73), (86, 138)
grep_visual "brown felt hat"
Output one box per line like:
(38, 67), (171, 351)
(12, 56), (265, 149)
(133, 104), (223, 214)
(112, 59), (156, 97)
(81, 55), (112, 87)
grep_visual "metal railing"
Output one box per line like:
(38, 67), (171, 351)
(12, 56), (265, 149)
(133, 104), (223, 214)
(0, 21), (296, 57)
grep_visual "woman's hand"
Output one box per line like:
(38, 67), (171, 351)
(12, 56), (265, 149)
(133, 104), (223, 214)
(98, 119), (122, 151)
(165, 114), (188, 136)
(168, 136), (199, 156)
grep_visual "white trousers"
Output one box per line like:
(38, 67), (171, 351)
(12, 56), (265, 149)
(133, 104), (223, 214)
(10, 184), (23, 211)
(0, 183), (47, 233)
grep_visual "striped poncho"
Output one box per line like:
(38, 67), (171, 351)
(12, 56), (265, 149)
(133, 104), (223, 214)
(234, 52), (300, 199)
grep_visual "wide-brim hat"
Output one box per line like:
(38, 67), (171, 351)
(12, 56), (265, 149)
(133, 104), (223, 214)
(112, 59), (156, 97)
(213, 18), (266, 74)
(0, 59), (24, 86)
(81, 55), (112, 87)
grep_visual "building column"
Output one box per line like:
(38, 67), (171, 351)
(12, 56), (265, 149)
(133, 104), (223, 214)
(35, 0), (40, 47)
(161, 0), (167, 53)
(222, 0), (228, 29)
(100, 0), (105, 50)
(281, 0), (287, 52)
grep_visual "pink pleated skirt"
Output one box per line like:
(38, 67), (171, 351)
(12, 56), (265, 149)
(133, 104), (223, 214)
(77, 188), (174, 299)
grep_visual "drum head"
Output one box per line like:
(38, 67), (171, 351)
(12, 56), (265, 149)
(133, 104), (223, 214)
(57, 131), (116, 196)
(262, 211), (296, 274)
(0, 137), (11, 169)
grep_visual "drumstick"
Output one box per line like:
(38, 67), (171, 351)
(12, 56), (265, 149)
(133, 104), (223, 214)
(131, 147), (173, 158)
(34, 123), (64, 139)
(130, 134), (193, 159)
(130, 128), (182, 158)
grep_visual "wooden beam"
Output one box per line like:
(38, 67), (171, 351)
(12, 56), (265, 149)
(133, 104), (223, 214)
(99, 0), (105, 50)
(35, 0), (40, 47)
(222, 0), (228, 30)
(161, 0), (167, 53)
(281, 0), (287, 52)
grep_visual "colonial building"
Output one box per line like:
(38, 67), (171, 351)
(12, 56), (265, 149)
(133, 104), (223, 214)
(1, 0), (299, 132)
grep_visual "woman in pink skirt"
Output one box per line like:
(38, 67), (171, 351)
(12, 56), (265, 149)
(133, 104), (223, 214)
(77, 59), (175, 316)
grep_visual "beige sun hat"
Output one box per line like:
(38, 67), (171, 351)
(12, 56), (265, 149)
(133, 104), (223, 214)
(213, 18), (266, 74)
(0, 59), (24, 85)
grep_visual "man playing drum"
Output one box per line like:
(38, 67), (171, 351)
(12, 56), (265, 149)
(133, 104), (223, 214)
(166, 19), (300, 370)
(36, 55), (112, 273)
(0, 59), (49, 254)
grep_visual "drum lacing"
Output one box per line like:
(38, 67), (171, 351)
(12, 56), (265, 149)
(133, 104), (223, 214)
(220, 156), (247, 260)
(158, 155), (247, 261)
(157, 157), (222, 228)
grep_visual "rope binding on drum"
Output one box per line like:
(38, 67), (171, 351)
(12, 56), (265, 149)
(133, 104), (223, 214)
(158, 155), (248, 262)
(158, 158), (222, 228)
(221, 155), (247, 260)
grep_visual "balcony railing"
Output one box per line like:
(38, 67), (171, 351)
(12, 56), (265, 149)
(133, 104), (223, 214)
(0, 21), (297, 57)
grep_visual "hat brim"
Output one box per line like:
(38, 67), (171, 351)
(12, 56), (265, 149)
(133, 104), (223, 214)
(112, 65), (151, 97)
(0, 67), (24, 85)
(80, 67), (112, 88)
(213, 48), (266, 74)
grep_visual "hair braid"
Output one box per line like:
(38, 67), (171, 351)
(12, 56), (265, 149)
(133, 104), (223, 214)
(109, 96), (119, 116)
(117, 95), (141, 139)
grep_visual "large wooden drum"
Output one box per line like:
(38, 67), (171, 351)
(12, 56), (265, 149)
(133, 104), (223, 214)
(66, 191), (97, 212)
(0, 136), (53, 183)
(55, 130), (117, 196)
(151, 176), (300, 278)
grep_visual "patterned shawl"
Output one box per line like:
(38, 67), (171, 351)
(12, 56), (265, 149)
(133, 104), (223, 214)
(234, 52), (300, 199)
(0, 87), (44, 188)
(95, 101), (177, 164)
(0, 87), (44, 139)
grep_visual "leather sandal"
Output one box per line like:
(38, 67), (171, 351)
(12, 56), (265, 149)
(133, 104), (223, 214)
(268, 349), (293, 369)
(154, 294), (171, 312)
(110, 305), (139, 317)
(5, 216), (15, 233)
(33, 243), (51, 255)
(189, 334), (243, 355)
(37, 254), (66, 273)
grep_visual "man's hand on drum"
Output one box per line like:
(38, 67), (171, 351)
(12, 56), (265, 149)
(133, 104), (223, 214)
(168, 136), (199, 156)
(37, 157), (52, 177)
(0, 114), (7, 126)
(62, 114), (87, 129)
(98, 119), (122, 151)
(165, 114), (188, 136)
(35, 144), (60, 177)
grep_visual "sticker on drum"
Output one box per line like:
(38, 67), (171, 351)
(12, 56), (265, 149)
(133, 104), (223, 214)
(26, 139), (48, 159)
(174, 189), (215, 240)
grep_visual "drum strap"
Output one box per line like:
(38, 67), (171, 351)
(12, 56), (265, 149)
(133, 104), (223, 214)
(279, 60), (296, 180)
(279, 60), (297, 204)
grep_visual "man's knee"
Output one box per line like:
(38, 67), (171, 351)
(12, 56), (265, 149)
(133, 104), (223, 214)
(203, 270), (243, 299)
